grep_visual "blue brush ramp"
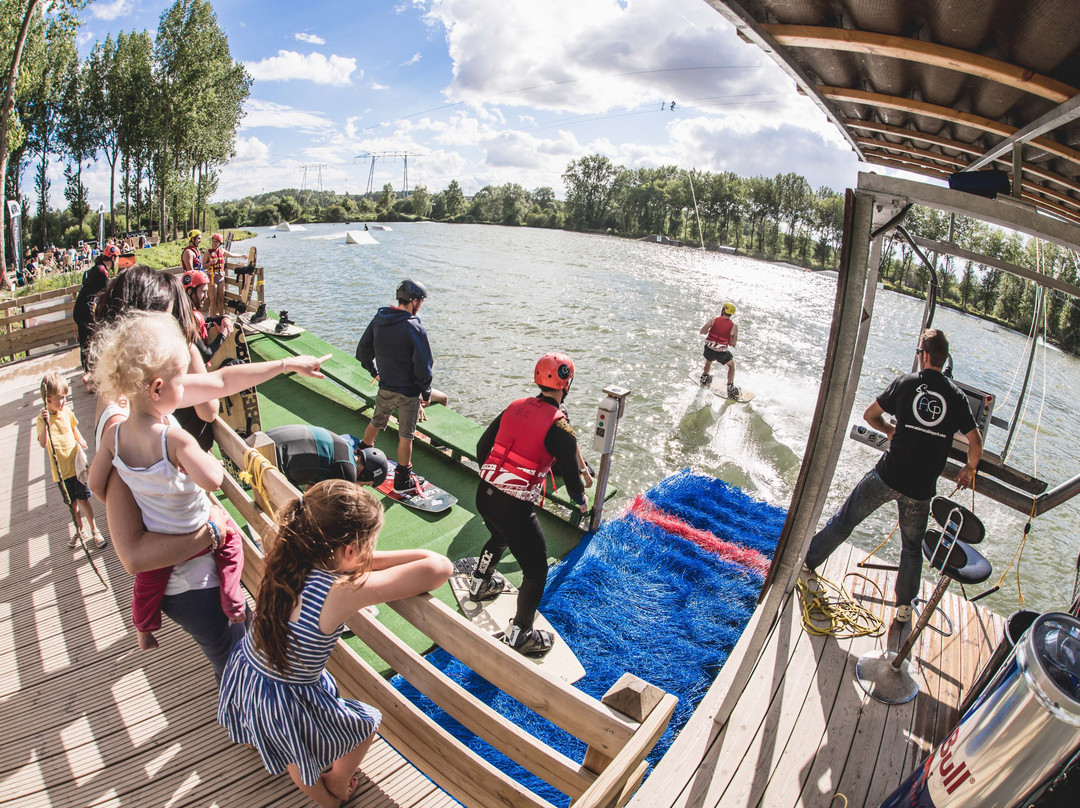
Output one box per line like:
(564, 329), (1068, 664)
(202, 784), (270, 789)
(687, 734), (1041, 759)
(391, 470), (785, 806)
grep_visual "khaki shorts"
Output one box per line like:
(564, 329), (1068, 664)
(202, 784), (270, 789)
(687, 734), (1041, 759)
(370, 388), (422, 440)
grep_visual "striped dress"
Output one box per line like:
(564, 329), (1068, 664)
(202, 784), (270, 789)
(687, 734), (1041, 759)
(217, 568), (381, 785)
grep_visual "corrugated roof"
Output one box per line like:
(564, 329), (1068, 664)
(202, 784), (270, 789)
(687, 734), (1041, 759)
(705, 0), (1080, 223)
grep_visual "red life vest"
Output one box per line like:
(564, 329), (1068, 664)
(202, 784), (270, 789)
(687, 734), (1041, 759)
(183, 245), (203, 272)
(480, 397), (565, 503)
(705, 316), (734, 351)
(206, 247), (224, 278)
(193, 309), (208, 342)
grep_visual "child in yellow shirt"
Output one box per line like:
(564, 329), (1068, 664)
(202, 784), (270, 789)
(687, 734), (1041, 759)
(36, 371), (105, 549)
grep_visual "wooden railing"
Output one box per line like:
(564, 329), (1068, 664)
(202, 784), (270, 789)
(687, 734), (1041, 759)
(213, 419), (676, 808)
(0, 285), (80, 362)
(0, 258), (263, 365)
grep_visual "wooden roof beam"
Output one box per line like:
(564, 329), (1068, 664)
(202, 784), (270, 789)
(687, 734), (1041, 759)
(858, 171), (1080, 246)
(857, 139), (1080, 214)
(845, 118), (1080, 196)
(766, 25), (1076, 104)
(965, 92), (1080, 171)
(822, 87), (1080, 170)
(862, 154), (1080, 226)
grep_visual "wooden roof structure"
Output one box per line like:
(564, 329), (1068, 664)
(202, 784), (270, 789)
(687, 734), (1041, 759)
(705, 0), (1080, 224)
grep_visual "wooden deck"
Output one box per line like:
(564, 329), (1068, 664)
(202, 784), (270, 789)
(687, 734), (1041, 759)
(630, 539), (1005, 808)
(0, 352), (455, 808)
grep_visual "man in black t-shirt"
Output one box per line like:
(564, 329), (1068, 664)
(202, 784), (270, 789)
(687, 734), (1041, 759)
(804, 329), (983, 623)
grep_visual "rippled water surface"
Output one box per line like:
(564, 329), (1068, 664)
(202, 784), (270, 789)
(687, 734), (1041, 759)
(250, 222), (1080, 613)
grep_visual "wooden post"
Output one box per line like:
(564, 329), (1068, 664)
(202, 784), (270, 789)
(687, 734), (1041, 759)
(581, 674), (665, 789)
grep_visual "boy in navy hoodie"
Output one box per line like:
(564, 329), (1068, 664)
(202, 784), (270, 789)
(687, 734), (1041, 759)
(355, 279), (448, 493)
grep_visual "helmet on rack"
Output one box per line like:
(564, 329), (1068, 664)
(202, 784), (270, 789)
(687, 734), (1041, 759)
(188, 229), (201, 241)
(722, 302), (736, 316)
(182, 269), (210, 291)
(534, 352), (575, 391)
(103, 244), (121, 258)
(211, 232), (223, 243)
(355, 446), (389, 487)
(396, 279), (428, 303)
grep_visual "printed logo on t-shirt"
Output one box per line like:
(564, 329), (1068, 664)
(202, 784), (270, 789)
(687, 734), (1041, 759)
(911, 384), (947, 428)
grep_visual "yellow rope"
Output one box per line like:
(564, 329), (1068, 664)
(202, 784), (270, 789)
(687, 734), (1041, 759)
(238, 448), (274, 511)
(829, 795), (849, 808)
(858, 522), (898, 567)
(985, 496), (1037, 607)
(798, 572), (886, 639)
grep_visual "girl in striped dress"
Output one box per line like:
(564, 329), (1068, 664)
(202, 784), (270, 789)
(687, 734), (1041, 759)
(218, 480), (452, 807)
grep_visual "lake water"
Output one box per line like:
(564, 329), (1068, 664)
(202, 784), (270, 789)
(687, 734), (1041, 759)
(249, 222), (1080, 614)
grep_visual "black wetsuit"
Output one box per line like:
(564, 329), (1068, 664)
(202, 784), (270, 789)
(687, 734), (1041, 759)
(474, 394), (584, 630)
(73, 262), (110, 371)
(267, 425), (356, 487)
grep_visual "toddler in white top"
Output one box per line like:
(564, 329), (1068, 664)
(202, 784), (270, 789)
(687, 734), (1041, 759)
(89, 311), (244, 650)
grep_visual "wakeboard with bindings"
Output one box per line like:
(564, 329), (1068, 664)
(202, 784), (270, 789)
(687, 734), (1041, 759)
(449, 556), (585, 682)
(373, 458), (457, 513)
(691, 374), (755, 403)
(207, 320), (262, 437)
(240, 306), (305, 337)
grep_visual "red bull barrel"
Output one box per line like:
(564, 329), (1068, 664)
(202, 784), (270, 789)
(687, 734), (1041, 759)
(880, 612), (1080, 808)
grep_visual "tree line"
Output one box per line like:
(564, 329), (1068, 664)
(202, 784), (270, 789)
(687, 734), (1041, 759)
(1, 0), (250, 279)
(217, 154), (1080, 356)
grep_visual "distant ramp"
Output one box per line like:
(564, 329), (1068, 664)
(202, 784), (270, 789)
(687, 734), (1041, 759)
(346, 229), (379, 244)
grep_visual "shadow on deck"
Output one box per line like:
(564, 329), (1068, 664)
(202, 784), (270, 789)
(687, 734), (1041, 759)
(0, 352), (453, 807)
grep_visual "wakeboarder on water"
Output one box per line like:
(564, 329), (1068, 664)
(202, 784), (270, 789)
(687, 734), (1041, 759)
(468, 353), (588, 657)
(700, 302), (741, 399)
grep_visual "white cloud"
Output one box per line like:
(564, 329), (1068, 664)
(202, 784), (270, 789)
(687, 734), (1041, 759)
(240, 99), (335, 132)
(403, 53), (422, 66)
(421, 0), (775, 115)
(90, 0), (135, 21)
(294, 32), (326, 45)
(370, 82), (389, 91)
(245, 50), (359, 86)
(232, 136), (271, 163)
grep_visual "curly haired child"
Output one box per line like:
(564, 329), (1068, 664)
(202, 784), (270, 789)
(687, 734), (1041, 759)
(89, 310), (244, 651)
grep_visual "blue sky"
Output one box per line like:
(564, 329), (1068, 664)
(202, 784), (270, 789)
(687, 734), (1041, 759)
(66, 0), (874, 207)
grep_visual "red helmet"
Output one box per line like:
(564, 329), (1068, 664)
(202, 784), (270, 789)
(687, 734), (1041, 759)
(211, 232), (223, 243)
(103, 244), (121, 258)
(534, 352), (575, 391)
(182, 269), (210, 291)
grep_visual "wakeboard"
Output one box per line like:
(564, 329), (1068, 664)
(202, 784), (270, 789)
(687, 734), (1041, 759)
(375, 458), (457, 513)
(239, 310), (305, 337)
(450, 556), (585, 683)
(230, 246), (258, 308)
(691, 374), (755, 403)
(207, 320), (262, 437)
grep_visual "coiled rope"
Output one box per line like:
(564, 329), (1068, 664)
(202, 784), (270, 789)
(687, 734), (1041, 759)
(797, 571), (886, 639)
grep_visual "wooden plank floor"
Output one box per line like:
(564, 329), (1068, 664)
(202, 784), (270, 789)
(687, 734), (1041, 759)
(0, 352), (457, 808)
(631, 538), (1005, 808)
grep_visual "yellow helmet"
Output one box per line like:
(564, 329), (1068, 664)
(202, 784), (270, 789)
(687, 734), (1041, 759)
(188, 229), (201, 241)
(722, 302), (736, 316)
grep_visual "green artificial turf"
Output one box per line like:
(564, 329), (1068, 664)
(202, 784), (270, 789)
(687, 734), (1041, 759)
(222, 329), (584, 676)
